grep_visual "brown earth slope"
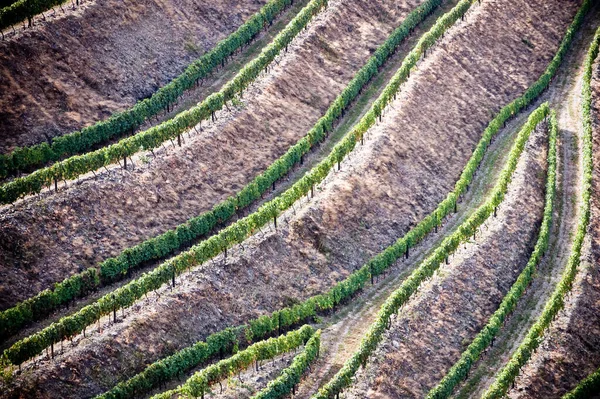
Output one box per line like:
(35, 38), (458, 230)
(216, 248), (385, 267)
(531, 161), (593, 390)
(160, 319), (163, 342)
(0, 0), (425, 309)
(345, 120), (548, 399)
(0, 0), (579, 398)
(507, 46), (600, 399)
(0, 0), (267, 153)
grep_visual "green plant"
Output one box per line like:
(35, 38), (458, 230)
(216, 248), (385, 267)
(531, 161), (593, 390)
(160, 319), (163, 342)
(562, 367), (600, 399)
(251, 329), (321, 399)
(144, 325), (316, 399)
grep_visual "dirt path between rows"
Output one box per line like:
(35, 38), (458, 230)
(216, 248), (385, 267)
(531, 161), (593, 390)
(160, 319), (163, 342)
(0, 0), (579, 398)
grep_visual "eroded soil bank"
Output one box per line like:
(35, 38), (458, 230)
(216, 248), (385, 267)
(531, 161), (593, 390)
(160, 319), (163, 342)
(0, 0), (268, 153)
(344, 122), (548, 398)
(0, 0), (424, 309)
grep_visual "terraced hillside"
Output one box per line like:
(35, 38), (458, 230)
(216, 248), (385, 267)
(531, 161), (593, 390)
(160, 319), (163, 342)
(0, 0), (599, 398)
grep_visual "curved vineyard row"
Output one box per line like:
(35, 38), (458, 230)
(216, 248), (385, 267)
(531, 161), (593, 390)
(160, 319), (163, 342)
(0, 0), (327, 204)
(0, 0), (445, 342)
(144, 325), (317, 399)
(563, 367), (600, 399)
(425, 109), (558, 399)
(311, 103), (550, 399)
(251, 330), (321, 399)
(481, 15), (597, 399)
(0, 0), (297, 179)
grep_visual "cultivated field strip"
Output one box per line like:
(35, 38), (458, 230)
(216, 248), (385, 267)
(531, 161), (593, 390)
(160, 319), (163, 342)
(0, 0), (328, 203)
(73, 5), (503, 397)
(0, 0), (302, 179)
(0, 0), (444, 343)
(312, 104), (549, 399)
(480, 16), (596, 399)
(503, 22), (600, 399)
(0, 0), (425, 310)
(424, 111), (557, 399)
(147, 325), (319, 399)
(0, 0), (581, 397)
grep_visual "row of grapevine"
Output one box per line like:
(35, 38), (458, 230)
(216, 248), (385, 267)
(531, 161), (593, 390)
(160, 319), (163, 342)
(0, 0), (445, 341)
(0, 0), (67, 30)
(251, 329), (321, 399)
(144, 325), (316, 399)
(0, 0), (328, 204)
(425, 109), (558, 399)
(563, 367), (600, 399)
(86, 4), (576, 392)
(0, 0), (471, 368)
(312, 104), (551, 399)
(0, 0), (17, 10)
(0, 0), (298, 178)
(481, 17), (597, 399)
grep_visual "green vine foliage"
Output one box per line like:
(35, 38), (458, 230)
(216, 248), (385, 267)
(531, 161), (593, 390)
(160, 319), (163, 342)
(0, 0), (65, 29)
(562, 367), (600, 399)
(481, 10), (596, 399)
(0, 0), (294, 176)
(0, 0), (444, 342)
(0, 0), (17, 9)
(0, 0), (328, 202)
(425, 109), (558, 399)
(144, 325), (316, 399)
(251, 329), (321, 399)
